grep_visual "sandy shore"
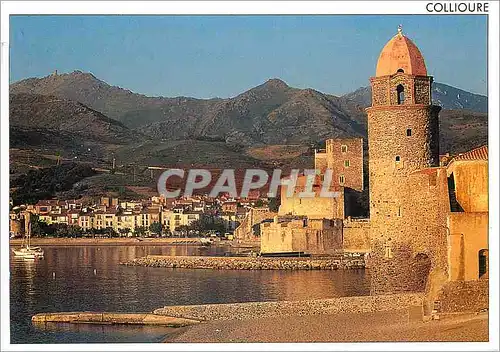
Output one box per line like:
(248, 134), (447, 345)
(9, 237), (215, 246)
(166, 310), (488, 343)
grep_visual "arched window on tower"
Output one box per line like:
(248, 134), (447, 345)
(397, 68), (404, 73)
(397, 84), (405, 105)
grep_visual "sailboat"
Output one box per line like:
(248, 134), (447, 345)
(12, 212), (44, 259)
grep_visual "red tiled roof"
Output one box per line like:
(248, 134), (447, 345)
(450, 145), (488, 163)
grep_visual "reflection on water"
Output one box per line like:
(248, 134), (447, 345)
(10, 245), (370, 344)
(31, 321), (178, 343)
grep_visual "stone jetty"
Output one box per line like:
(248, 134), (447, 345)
(32, 312), (200, 327)
(153, 293), (425, 321)
(121, 254), (365, 270)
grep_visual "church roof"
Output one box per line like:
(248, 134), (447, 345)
(375, 27), (427, 77)
(450, 145), (488, 163)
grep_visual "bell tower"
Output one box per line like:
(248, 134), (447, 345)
(367, 27), (441, 294)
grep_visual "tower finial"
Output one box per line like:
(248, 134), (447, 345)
(397, 24), (403, 35)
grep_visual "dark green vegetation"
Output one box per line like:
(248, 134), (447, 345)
(10, 71), (488, 200)
(29, 215), (87, 238)
(10, 163), (96, 205)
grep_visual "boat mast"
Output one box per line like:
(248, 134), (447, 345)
(24, 212), (32, 249)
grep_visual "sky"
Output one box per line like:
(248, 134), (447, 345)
(10, 15), (488, 98)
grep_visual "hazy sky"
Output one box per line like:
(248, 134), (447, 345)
(10, 15), (488, 98)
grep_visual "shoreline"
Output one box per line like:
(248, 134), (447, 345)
(165, 310), (488, 343)
(28, 293), (489, 343)
(9, 237), (222, 246)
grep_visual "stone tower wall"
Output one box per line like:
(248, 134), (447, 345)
(325, 138), (364, 192)
(369, 168), (450, 302)
(314, 151), (328, 173)
(367, 104), (440, 223)
(370, 74), (432, 107)
(367, 71), (445, 301)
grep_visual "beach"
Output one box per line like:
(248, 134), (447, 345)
(165, 310), (488, 343)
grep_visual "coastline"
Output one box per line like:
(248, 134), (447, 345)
(9, 237), (218, 246)
(28, 293), (488, 343)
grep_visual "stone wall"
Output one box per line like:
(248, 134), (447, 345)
(367, 104), (441, 233)
(367, 90), (443, 300)
(325, 138), (364, 192)
(153, 293), (424, 321)
(369, 166), (450, 307)
(234, 208), (277, 242)
(123, 255), (365, 270)
(314, 150), (328, 172)
(437, 280), (488, 313)
(260, 218), (343, 254)
(342, 218), (371, 253)
(278, 181), (344, 220)
(370, 74), (432, 107)
(447, 160), (488, 212)
(414, 76), (432, 105)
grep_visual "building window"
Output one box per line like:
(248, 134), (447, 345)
(397, 84), (405, 105)
(384, 243), (393, 259)
(344, 160), (350, 167)
(429, 173), (437, 187)
(395, 156), (401, 162)
(406, 128), (412, 136)
(398, 206), (401, 217)
(397, 68), (404, 73)
(339, 175), (345, 184)
(341, 145), (347, 153)
(479, 249), (488, 279)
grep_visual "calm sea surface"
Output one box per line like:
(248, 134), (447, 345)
(10, 245), (370, 344)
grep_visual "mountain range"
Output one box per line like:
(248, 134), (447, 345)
(10, 71), (369, 146)
(9, 70), (488, 197)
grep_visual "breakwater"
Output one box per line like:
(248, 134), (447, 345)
(153, 293), (424, 321)
(121, 254), (365, 270)
(32, 312), (199, 327)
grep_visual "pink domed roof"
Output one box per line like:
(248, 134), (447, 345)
(375, 29), (427, 77)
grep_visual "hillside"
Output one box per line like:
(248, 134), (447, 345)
(10, 162), (96, 205)
(10, 70), (222, 126)
(439, 109), (488, 154)
(10, 93), (141, 144)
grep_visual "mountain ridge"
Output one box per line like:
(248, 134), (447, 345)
(10, 70), (488, 157)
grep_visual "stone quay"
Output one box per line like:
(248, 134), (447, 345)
(120, 254), (365, 270)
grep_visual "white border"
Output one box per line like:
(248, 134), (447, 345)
(1, 1), (498, 351)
